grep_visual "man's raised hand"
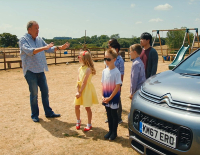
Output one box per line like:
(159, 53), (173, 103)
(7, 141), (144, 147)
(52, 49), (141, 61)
(60, 42), (70, 50)
(46, 42), (54, 50)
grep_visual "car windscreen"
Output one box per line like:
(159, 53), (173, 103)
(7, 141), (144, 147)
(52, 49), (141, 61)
(174, 49), (200, 74)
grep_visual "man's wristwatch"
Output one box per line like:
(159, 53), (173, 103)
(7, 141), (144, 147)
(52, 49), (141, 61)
(56, 46), (60, 50)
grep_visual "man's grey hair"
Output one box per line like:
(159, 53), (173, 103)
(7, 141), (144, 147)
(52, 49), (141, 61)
(27, 21), (38, 30)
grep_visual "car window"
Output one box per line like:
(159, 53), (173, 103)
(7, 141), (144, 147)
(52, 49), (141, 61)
(193, 57), (200, 67)
(174, 49), (200, 74)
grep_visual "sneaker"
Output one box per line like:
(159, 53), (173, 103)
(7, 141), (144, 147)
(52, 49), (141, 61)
(105, 119), (108, 123)
(32, 118), (39, 122)
(118, 120), (123, 124)
(109, 133), (117, 141)
(104, 131), (112, 139)
(46, 113), (60, 118)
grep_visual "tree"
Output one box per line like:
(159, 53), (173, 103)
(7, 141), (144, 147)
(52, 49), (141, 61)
(97, 35), (109, 46)
(130, 36), (140, 45)
(44, 34), (148, 49)
(98, 35), (109, 41)
(0, 33), (18, 47)
(166, 28), (194, 49)
(101, 41), (108, 48)
(91, 35), (98, 43)
(110, 34), (120, 39)
(153, 37), (166, 46)
(118, 39), (130, 48)
(79, 36), (91, 44)
(195, 35), (200, 41)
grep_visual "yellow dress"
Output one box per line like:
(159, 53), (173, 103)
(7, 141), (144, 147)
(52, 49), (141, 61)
(74, 65), (99, 107)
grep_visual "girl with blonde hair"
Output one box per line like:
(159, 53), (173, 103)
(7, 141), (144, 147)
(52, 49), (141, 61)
(74, 51), (99, 131)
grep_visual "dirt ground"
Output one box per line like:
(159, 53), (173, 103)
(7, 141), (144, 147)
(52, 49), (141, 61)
(0, 57), (171, 155)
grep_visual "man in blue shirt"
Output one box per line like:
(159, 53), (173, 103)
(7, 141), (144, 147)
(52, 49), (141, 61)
(19, 21), (70, 122)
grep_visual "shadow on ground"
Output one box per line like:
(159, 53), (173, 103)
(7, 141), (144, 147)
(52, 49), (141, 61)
(83, 127), (131, 148)
(39, 118), (87, 139)
(40, 118), (131, 148)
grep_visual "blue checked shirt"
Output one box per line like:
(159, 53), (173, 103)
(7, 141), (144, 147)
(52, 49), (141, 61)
(130, 57), (146, 95)
(114, 55), (124, 75)
(19, 33), (56, 76)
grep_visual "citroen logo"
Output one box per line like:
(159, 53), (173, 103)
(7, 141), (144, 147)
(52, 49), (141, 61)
(160, 93), (173, 106)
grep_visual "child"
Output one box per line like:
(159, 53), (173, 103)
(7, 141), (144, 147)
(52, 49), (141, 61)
(105, 40), (124, 124)
(102, 48), (122, 141)
(74, 51), (99, 131)
(129, 44), (146, 99)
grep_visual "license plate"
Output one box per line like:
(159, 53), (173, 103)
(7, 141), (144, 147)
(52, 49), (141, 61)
(139, 122), (177, 148)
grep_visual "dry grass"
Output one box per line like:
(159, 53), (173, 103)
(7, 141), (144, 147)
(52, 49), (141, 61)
(0, 56), (171, 155)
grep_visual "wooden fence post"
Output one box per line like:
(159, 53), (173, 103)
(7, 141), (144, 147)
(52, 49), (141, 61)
(74, 49), (75, 62)
(55, 50), (57, 65)
(3, 52), (6, 70)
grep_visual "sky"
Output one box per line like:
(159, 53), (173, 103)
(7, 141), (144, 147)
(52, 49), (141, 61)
(0, 0), (200, 39)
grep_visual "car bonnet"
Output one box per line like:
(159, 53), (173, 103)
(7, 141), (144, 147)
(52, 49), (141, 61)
(142, 70), (200, 105)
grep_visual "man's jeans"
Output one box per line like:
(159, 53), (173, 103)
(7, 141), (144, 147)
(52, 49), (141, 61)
(25, 70), (53, 119)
